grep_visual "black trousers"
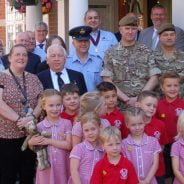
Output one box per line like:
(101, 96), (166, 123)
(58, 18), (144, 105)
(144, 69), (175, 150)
(0, 137), (36, 184)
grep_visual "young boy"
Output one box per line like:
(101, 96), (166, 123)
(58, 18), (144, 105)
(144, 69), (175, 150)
(137, 90), (169, 184)
(97, 82), (128, 138)
(60, 83), (80, 124)
(156, 72), (184, 183)
(90, 126), (138, 184)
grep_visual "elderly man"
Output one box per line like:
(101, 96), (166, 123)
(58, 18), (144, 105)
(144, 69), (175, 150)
(66, 26), (103, 91)
(154, 23), (184, 98)
(26, 31), (46, 62)
(138, 4), (184, 51)
(101, 15), (161, 108)
(83, 9), (118, 59)
(37, 44), (87, 95)
(1, 32), (41, 74)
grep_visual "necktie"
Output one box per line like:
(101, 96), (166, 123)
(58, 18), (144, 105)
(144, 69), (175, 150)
(39, 43), (44, 49)
(56, 72), (64, 90)
(151, 30), (158, 50)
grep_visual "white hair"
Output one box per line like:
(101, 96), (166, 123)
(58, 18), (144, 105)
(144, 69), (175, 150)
(47, 44), (67, 57)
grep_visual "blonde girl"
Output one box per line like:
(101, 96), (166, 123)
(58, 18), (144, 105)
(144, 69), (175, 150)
(72, 91), (110, 146)
(171, 112), (184, 184)
(28, 89), (72, 184)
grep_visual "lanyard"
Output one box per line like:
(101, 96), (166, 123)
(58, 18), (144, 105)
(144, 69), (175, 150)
(90, 30), (101, 46)
(9, 68), (27, 106)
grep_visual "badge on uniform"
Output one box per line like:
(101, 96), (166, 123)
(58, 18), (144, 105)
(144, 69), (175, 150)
(127, 146), (132, 152)
(102, 170), (107, 175)
(160, 113), (166, 119)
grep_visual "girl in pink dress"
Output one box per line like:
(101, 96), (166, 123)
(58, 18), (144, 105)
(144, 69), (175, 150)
(69, 112), (104, 184)
(72, 91), (110, 146)
(121, 107), (161, 184)
(171, 112), (184, 184)
(29, 89), (72, 184)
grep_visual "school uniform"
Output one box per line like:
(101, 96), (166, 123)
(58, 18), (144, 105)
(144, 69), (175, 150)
(101, 107), (129, 138)
(122, 133), (161, 184)
(90, 154), (139, 184)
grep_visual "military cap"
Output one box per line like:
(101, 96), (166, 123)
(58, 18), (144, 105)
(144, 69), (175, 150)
(158, 23), (175, 34)
(119, 15), (138, 26)
(69, 26), (92, 40)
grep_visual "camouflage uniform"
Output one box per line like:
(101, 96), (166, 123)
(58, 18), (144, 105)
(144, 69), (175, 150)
(101, 42), (161, 97)
(154, 49), (184, 98)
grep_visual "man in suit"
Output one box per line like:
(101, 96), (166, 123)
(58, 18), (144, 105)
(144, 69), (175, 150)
(38, 44), (87, 95)
(1, 32), (41, 74)
(138, 4), (184, 51)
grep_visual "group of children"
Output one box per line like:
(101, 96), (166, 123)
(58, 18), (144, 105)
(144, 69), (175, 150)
(28, 71), (184, 184)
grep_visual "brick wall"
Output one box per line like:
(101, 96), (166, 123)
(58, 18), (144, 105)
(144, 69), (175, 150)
(0, 0), (6, 47)
(48, 0), (58, 35)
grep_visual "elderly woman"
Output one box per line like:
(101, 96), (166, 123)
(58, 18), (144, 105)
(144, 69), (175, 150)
(0, 44), (43, 184)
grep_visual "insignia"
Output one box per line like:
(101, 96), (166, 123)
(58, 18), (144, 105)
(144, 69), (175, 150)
(80, 28), (85, 35)
(120, 168), (128, 180)
(127, 146), (132, 151)
(160, 113), (165, 118)
(102, 170), (107, 175)
(60, 132), (65, 137)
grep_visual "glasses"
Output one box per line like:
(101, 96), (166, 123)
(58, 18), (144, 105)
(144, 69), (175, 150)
(36, 30), (47, 33)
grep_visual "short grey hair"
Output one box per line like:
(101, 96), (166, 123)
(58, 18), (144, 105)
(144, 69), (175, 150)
(35, 22), (48, 31)
(47, 44), (67, 57)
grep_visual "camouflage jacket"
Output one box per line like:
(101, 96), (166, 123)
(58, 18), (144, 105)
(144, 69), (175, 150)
(101, 42), (161, 96)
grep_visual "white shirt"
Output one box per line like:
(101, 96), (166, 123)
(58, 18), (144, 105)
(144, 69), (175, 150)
(50, 68), (70, 91)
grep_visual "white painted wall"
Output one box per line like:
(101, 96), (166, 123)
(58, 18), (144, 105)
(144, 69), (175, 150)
(172, 0), (184, 30)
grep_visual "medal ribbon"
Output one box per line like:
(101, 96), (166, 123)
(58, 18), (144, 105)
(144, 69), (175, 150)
(9, 68), (27, 105)
(90, 30), (101, 46)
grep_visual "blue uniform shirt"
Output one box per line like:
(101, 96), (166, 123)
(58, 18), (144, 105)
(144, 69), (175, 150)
(65, 53), (103, 91)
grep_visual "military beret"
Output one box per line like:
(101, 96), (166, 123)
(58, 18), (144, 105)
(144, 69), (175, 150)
(158, 23), (175, 35)
(69, 26), (92, 40)
(119, 15), (138, 26)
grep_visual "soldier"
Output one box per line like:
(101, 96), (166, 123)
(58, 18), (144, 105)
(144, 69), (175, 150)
(154, 23), (184, 98)
(101, 15), (161, 108)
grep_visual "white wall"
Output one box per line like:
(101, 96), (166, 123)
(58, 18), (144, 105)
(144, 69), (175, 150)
(172, 0), (184, 30)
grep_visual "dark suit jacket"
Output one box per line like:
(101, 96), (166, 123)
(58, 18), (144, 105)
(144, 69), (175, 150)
(37, 68), (87, 95)
(1, 52), (41, 74)
(37, 60), (49, 73)
(138, 26), (184, 51)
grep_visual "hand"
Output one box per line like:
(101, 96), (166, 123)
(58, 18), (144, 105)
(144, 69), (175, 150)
(127, 97), (137, 106)
(17, 116), (34, 129)
(39, 137), (52, 146)
(139, 179), (149, 184)
(28, 134), (45, 146)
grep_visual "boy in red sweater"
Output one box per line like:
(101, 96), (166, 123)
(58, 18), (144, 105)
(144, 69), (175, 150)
(137, 90), (168, 184)
(97, 82), (128, 138)
(156, 72), (184, 184)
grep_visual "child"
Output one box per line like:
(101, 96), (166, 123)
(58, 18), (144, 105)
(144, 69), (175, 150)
(122, 107), (161, 184)
(156, 72), (184, 183)
(90, 126), (138, 184)
(60, 83), (80, 124)
(72, 91), (110, 146)
(69, 112), (104, 184)
(97, 81), (129, 138)
(171, 112), (184, 184)
(28, 89), (72, 184)
(137, 90), (169, 184)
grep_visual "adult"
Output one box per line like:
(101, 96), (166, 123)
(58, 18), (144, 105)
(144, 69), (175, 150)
(38, 44), (87, 95)
(66, 26), (103, 91)
(138, 4), (184, 51)
(101, 15), (161, 107)
(154, 23), (184, 98)
(26, 31), (46, 62)
(115, 12), (141, 42)
(83, 9), (118, 59)
(0, 44), (43, 184)
(37, 35), (67, 73)
(1, 32), (41, 74)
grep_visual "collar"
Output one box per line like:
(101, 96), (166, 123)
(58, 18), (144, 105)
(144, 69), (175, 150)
(162, 96), (182, 105)
(42, 117), (61, 127)
(103, 154), (125, 168)
(36, 40), (46, 46)
(105, 107), (119, 116)
(83, 140), (103, 151)
(126, 133), (149, 146)
(178, 138), (184, 145)
(50, 68), (67, 76)
(72, 53), (92, 63)
(61, 111), (77, 119)
(90, 29), (100, 36)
